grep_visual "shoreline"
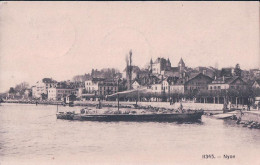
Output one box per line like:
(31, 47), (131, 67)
(2, 100), (260, 129)
(2, 100), (223, 114)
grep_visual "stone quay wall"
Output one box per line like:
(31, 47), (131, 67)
(74, 101), (224, 111)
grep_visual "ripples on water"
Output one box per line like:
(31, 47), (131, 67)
(0, 103), (260, 165)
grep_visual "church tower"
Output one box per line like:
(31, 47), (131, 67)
(178, 58), (185, 73)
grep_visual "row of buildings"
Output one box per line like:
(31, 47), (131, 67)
(31, 77), (119, 101)
(30, 57), (260, 102)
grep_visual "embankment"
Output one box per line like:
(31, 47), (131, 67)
(74, 101), (224, 113)
(3, 100), (63, 105)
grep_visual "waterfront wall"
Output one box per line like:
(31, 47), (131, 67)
(3, 100), (63, 105)
(74, 101), (224, 111)
(2, 99), (225, 111)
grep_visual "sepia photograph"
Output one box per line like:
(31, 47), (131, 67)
(0, 1), (259, 165)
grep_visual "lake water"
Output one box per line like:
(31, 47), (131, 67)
(0, 103), (260, 165)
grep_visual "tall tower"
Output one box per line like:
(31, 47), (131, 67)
(129, 50), (132, 90)
(150, 58), (153, 73)
(126, 50), (133, 90)
(178, 58), (185, 73)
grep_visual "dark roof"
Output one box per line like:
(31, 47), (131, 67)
(211, 76), (246, 85)
(178, 58), (185, 66)
(185, 73), (213, 84)
(164, 77), (177, 85)
(174, 78), (186, 85)
(86, 77), (105, 82)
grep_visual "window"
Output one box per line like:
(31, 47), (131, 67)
(218, 86), (220, 89)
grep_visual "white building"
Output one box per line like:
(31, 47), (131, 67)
(84, 78), (104, 94)
(162, 79), (170, 93)
(150, 83), (162, 94)
(208, 76), (247, 91)
(48, 87), (77, 101)
(170, 85), (185, 94)
(32, 78), (57, 99)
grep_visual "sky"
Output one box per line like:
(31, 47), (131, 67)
(0, 1), (259, 93)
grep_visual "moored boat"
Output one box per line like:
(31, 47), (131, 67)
(56, 110), (204, 122)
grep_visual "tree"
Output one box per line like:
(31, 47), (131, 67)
(234, 64), (242, 77)
(9, 87), (16, 94)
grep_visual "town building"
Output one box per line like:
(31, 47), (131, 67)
(150, 57), (172, 74)
(208, 76), (247, 91)
(162, 79), (170, 93)
(161, 77), (176, 93)
(85, 78), (105, 94)
(169, 78), (186, 94)
(220, 67), (235, 77)
(32, 78), (57, 99)
(194, 66), (217, 78)
(150, 83), (162, 94)
(137, 74), (161, 87)
(184, 73), (213, 93)
(98, 79), (118, 97)
(48, 87), (77, 101)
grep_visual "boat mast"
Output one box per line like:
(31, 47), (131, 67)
(117, 78), (120, 112)
(136, 89), (139, 105)
(57, 103), (58, 113)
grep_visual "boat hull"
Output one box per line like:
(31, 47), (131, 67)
(56, 111), (204, 122)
